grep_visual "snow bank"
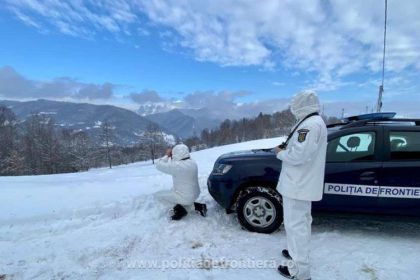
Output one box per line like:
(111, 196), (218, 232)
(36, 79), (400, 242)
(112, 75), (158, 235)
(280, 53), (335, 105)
(1, 137), (420, 280)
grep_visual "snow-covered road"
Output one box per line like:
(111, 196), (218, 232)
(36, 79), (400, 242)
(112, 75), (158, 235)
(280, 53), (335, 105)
(1, 138), (420, 280)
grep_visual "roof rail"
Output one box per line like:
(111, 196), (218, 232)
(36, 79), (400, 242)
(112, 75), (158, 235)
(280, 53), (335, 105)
(344, 112), (396, 122)
(341, 118), (420, 129)
(327, 113), (420, 130)
(326, 122), (347, 129)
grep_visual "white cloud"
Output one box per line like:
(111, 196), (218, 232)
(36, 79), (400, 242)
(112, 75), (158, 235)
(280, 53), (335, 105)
(138, 0), (420, 89)
(4, 0), (139, 38)
(4, 0), (420, 92)
(135, 90), (290, 119)
(0, 66), (115, 100)
(1, 66), (418, 118)
(11, 8), (42, 29)
(272, 81), (286, 87)
(130, 90), (163, 103)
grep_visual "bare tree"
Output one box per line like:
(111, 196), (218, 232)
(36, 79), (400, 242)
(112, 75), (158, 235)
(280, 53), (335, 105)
(272, 109), (296, 136)
(60, 129), (92, 172)
(100, 121), (115, 168)
(0, 107), (171, 176)
(22, 114), (62, 174)
(0, 106), (21, 175)
(184, 108), (298, 149)
(142, 122), (166, 164)
(72, 131), (92, 171)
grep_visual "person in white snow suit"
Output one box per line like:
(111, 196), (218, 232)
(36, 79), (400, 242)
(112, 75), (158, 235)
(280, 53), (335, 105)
(155, 144), (207, 220)
(275, 90), (327, 280)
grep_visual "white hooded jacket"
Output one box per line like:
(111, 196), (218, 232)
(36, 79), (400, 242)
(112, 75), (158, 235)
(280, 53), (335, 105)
(276, 91), (328, 201)
(156, 144), (200, 205)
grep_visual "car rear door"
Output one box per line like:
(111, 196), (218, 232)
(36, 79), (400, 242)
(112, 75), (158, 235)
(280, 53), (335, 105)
(315, 126), (383, 213)
(378, 127), (420, 215)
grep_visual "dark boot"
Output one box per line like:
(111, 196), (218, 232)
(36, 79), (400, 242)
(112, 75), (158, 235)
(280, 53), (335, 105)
(277, 265), (293, 279)
(278, 264), (311, 280)
(282, 249), (292, 260)
(171, 204), (187, 221)
(194, 202), (207, 217)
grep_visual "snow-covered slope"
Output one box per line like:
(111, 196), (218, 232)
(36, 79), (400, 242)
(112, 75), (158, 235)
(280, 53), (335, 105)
(1, 138), (420, 280)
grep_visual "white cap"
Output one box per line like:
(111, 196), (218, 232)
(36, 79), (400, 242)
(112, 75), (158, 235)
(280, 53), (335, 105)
(290, 90), (321, 120)
(172, 144), (190, 161)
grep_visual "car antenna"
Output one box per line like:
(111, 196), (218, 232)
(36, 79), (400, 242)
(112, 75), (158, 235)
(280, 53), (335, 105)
(376, 0), (388, 113)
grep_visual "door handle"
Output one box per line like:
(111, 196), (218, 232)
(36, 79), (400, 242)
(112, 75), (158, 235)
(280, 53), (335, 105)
(360, 171), (376, 181)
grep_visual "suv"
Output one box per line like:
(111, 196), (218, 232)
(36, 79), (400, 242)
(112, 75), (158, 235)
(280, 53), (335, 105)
(207, 113), (420, 233)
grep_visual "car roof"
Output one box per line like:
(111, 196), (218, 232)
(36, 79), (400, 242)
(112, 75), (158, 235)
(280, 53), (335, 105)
(327, 112), (420, 132)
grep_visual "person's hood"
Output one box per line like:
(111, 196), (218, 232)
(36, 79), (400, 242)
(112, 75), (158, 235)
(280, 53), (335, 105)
(290, 90), (321, 120)
(172, 144), (190, 161)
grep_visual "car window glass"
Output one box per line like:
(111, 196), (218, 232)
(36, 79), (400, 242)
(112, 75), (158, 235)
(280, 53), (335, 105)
(327, 132), (376, 162)
(390, 131), (420, 160)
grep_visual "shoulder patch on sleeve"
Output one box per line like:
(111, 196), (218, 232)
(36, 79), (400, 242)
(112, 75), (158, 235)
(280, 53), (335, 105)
(297, 129), (309, 143)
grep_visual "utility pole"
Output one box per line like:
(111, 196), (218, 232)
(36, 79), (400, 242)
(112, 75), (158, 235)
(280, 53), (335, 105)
(377, 0), (388, 112)
(377, 85), (384, 113)
(341, 108), (345, 119)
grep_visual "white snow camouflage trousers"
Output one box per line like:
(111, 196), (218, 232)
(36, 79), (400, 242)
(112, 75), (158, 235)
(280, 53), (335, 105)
(154, 190), (193, 207)
(283, 196), (313, 280)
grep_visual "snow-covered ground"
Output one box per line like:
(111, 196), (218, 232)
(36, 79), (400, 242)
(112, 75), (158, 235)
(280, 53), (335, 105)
(1, 138), (420, 280)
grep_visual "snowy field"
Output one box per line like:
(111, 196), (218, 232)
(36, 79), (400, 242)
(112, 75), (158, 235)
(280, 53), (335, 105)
(1, 137), (420, 280)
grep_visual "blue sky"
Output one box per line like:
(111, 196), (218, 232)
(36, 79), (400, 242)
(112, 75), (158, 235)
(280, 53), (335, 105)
(0, 10), (304, 100)
(0, 1), (419, 118)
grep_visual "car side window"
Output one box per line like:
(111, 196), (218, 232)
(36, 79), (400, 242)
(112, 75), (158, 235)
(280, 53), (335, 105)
(389, 131), (420, 160)
(327, 132), (376, 162)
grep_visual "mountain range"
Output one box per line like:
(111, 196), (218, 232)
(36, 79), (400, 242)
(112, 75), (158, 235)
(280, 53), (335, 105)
(145, 108), (221, 139)
(0, 99), (224, 145)
(0, 99), (166, 146)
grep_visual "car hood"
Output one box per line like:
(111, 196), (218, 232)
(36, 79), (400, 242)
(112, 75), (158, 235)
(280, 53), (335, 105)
(217, 148), (276, 162)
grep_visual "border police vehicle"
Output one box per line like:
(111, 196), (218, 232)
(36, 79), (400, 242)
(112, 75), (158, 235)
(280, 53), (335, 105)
(208, 113), (420, 233)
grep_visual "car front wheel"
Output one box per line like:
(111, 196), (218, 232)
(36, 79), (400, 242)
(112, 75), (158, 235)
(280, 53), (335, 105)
(236, 186), (283, 234)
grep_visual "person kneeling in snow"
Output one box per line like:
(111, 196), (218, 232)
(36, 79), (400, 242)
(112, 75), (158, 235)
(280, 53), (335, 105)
(154, 144), (207, 221)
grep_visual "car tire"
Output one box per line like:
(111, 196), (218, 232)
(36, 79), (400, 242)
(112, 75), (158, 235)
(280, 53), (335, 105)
(236, 186), (283, 234)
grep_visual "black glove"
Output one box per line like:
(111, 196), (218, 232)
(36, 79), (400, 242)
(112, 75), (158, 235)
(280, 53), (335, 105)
(278, 142), (287, 149)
